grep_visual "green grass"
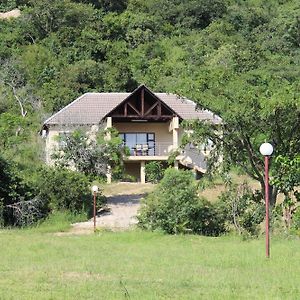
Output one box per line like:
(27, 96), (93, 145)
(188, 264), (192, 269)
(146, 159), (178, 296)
(0, 229), (299, 299)
(27, 211), (88, 234)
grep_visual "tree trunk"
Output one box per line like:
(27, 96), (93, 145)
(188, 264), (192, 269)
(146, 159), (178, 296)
(260, 181), (278, 207)
(270, 185), (278, 207)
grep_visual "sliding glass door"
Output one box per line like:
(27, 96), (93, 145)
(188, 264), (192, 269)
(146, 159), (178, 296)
(120, 133), (155, 155)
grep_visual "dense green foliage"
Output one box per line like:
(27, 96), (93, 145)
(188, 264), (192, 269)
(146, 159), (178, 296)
(0, 155), (36, 225)
(38, 167), (91, 213)
(0, 161), (95, 226)
(0, 0), (299, 227)
(145, 161), (165, 183)
(217, 182), (265, 236)
(53, 127), (127, 179)
(175, 1), (300, 207)
(138, 168), (225, 235)
(272, 155), (300, 228)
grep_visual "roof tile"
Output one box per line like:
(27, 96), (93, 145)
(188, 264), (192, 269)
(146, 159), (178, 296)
(44, 92), (221, 125)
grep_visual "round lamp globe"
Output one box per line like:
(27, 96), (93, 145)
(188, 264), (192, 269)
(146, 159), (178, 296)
(259, 143), (274, 156)
(92, 185), (99, 193)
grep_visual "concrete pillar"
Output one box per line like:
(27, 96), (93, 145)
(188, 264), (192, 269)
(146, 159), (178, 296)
(106, 117), (113, 183)
(106, 116), (112, 128)
(174, 160), (179, 170)
(172, 116), (179, 150)
(105, 117), (112, 141)
(140, 161), (146, 184)
(106, 165), (112, 184)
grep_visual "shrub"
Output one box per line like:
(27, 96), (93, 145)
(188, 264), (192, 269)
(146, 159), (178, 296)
(145, 161), (165, 183)
(217, 182), (265, 236)
(5, 196), (49, 227)
(0, 155), (38, 226)
(291, 208), (300, 236)
(38, 167), (92, 214)
(53, 127), (127, 179)
(138, 168), (225, 235)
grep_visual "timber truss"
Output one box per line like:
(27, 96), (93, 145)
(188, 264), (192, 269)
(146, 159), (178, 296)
(107, 85), (179, 121)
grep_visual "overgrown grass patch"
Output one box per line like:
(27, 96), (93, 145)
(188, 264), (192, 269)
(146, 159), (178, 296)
(27, 211), (88, 233)
(0, 229), (299, 299)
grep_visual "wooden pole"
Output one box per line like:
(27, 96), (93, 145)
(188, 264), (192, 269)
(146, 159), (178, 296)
(93, 191), (96, 233)
(265, 156), (270, 258)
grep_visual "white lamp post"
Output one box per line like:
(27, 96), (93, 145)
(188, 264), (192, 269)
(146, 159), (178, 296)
(92, 185), (99, 232)
(259, 142), (274, 258)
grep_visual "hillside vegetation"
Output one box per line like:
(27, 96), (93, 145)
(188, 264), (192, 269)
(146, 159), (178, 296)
(1, 1), (299, 158)
(0, 0), (299, 227)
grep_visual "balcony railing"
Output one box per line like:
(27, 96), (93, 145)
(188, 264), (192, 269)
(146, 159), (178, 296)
(124, 142), (175, 157)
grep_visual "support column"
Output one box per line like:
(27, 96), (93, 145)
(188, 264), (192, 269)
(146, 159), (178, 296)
(174, 160), (179, 170)
(106, 116), (112, 184)
(192, 168), (197, 179)
(106, 165), (112, 184)
(172, 116), (179, 150)
(140, 161), (146, 184)
(106, 116), (112, 128)
(105, 117), (112, 141)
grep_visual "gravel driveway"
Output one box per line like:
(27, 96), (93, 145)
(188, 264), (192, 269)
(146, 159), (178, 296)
(71, 193), (145, 233)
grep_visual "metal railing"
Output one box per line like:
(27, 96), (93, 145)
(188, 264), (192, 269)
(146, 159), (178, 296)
(124, 142), (175, 157)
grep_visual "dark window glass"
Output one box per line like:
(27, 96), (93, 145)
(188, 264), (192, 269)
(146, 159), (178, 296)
(119, 132), (155, 155)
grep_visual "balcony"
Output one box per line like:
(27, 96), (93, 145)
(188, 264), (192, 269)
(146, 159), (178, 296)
(123, 142), (175, 160)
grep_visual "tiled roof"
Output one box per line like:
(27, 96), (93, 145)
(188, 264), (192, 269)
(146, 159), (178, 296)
(156, 93), (221, 123)
(44, 91), (221, 126)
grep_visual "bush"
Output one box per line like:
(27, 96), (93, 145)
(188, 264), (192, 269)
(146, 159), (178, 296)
(291, 208), (300, 236)
(145, 161), (165, 183)
(217, 182), (265, 236)
(138, 168), (225, 235)
(38, 167), (92, 214)
(0, 155), (37, 226)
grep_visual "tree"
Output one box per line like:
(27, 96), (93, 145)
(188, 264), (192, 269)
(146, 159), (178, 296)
(37, 167), (91, 213)
(0, 0), (16, 11)
(145, 161), (165, 183)
(0, 112), (28, 149)
(182, 70), (300, 207)
(24, 0), (97, 41)
(128, 0), (228, 31)
(138, 168), (225, 235)
(272, 155), (300, 228)
(0, 59), (36, 118)
(0, 155), (37, 226)
(53, 127), (127, 178)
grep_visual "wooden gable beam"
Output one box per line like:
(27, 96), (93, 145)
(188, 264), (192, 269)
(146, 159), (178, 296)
(141, 87), (145, 116)
(107, 85), (180, 120)
(144, 101), (158, 116)
(124, 103), (128, 116)
(127, 102), (141, 116)
(158, 102), (162, 116)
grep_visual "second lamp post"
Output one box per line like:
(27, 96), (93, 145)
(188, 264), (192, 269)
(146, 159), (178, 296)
(92, 185), (99, 232)
(259, 142), (274, 258)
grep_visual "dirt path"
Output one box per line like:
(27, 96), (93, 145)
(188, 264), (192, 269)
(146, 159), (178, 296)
(71, 193), (144, 234)
(66, 183), (155, 234)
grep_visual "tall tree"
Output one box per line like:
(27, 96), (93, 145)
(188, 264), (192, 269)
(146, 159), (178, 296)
(182, 70), (300, 206)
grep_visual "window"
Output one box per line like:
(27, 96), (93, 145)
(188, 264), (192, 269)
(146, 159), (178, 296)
(120, 133), (155, 155)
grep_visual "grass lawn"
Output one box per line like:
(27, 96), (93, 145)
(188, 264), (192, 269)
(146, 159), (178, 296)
(102, 182), (155, 197)
(0, 229), (299, 299)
